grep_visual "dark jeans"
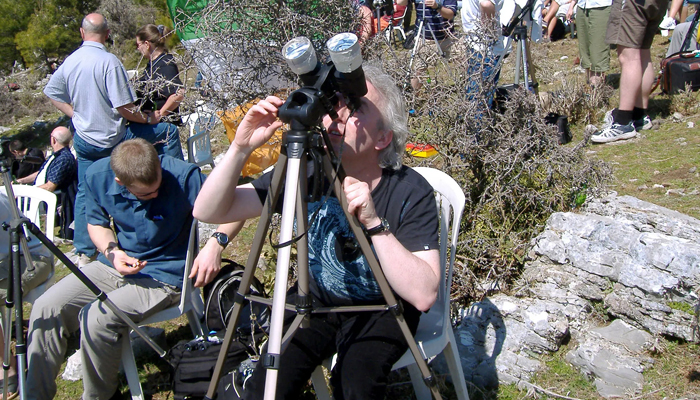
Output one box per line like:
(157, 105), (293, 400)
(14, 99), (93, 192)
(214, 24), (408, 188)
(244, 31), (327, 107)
(244, 299), (421, 400)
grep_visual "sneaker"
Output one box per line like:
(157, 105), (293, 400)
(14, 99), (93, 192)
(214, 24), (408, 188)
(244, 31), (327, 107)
(633, 115), (652, 131)
(659, 16), (676, 30)
(77, 253), (97, 267)
(591, 122), (637, 143)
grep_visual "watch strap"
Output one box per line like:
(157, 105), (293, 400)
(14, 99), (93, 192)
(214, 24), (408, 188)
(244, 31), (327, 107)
(365, 218), (390, 236)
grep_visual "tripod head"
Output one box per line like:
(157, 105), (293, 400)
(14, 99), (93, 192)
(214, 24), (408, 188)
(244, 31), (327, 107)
(502, 0), (537, 38)
(279, 33), (367, 131)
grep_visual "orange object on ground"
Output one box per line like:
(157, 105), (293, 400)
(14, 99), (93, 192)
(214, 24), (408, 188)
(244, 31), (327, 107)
(406, 143), (437, 158)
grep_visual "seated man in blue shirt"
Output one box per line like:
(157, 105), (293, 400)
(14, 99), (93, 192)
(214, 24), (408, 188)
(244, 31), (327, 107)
(24, 138), (241, 400)
(16, 127), (77, 193)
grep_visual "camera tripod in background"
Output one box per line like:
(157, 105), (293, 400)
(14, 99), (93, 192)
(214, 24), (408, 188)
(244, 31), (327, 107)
(0, 154), (167, 400)
(494, 0), (539, 93)
(405, 0), (446, 88)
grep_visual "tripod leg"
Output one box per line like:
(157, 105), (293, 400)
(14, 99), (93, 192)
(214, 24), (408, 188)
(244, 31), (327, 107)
(320, 157), (443, 400)
(204, 154), (289, 400)
(405, 21), (425, 88)
(295, 160), (311, 329)
(515, 38), (523, 86)
(2, 307), (11, 400)
(523, 39), (538, 94)
(263, 157), (304, 400)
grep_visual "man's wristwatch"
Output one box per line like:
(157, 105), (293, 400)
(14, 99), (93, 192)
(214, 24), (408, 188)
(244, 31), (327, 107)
(365, 218), (390, 236)
(212, 232), (229, 249)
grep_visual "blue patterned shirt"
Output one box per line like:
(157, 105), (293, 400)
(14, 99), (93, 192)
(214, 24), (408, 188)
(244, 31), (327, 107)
(415, 0), (458, 40)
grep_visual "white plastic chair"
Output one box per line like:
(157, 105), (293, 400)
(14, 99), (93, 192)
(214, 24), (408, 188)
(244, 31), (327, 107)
(0, 185), (57, 303)
(311, 167), (468, 400)
(384, 3), (408, 45)
(9, 185), (57, 243)
(187, 129), (215, 169)
(183, 107), (217, 169)
(120, 219), (205, 400)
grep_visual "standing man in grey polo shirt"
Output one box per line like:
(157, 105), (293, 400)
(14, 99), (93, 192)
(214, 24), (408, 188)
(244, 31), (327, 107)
(44, 13), (183, 264)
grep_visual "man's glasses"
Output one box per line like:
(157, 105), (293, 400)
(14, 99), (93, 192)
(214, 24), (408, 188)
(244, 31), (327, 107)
(126, 185), (159, 198)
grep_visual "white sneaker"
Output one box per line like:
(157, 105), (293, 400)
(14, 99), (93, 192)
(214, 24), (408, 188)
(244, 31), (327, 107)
(659, 16), (676, 30)
(591, 122), (637, 143)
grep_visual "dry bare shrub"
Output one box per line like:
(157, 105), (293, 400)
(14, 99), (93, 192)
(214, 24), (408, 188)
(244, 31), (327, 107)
(369, 21), (612, 304)
(167, 0), (362, 117)
(540, 78), (614, 126)
(670, 83), (700, 116)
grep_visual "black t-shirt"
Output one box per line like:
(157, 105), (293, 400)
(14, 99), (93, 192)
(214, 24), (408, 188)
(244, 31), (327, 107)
(12, 148), (45, 179)
(135, 53), (182, 122)
(252, 165), (439, 307)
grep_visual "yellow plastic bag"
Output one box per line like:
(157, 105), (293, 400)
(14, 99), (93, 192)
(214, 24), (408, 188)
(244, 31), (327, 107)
(218, 100), (283, 177)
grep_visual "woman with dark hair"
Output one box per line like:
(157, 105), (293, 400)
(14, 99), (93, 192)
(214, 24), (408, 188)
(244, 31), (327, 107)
(134, 24), (184, 124)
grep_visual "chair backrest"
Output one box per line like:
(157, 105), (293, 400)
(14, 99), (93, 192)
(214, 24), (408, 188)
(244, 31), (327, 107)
(187, 130), (215, 168)
(411, 167), (465, 340)
(392, 2), (408, 25)
(2, 185), (57, 242)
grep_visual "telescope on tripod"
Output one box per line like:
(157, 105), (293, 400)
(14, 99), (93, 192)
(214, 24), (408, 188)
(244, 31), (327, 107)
(202, 32), (444, 400)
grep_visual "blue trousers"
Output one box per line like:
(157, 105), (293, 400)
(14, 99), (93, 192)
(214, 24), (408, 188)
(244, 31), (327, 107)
(72, 122), (183, 257)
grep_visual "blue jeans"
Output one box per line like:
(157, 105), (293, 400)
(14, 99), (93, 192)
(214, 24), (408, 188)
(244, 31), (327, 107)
(466, 50), (501, 108)
(126, 122), (184, 161)
(72, 124), (184, 256)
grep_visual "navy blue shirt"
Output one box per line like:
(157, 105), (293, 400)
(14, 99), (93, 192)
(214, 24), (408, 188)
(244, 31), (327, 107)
(415, 0), (458, 40)
(84, 155), (205, 288)
(40, 146), (77, 190)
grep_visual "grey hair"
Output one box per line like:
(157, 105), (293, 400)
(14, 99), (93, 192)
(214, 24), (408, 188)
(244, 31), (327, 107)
(362, 64), (408, 170)
(82, 15), (109, 35)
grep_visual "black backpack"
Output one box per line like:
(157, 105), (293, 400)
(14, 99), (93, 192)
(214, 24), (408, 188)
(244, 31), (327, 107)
(202, 259), (270, 336)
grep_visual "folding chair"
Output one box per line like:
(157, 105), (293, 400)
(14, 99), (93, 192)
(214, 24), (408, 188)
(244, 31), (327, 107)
(120, 219), (205, 400)
(311, 167), (468, 399)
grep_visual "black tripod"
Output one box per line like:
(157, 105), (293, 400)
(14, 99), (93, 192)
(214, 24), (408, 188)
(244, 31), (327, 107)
(203, 66), (443, 400)
(0, 157), (167, 400)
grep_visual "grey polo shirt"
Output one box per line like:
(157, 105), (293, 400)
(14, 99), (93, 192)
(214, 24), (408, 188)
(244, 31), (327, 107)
(44, 41), (136, 149)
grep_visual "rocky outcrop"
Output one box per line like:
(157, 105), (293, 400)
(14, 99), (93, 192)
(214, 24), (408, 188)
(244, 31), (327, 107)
(447, 193), (700, 398)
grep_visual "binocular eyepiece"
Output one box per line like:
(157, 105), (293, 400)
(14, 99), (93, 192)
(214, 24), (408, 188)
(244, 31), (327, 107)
(279, 33), (367, 127)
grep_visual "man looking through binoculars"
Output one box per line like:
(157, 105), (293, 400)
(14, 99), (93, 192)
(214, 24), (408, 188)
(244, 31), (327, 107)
(193, 65), (441, 399)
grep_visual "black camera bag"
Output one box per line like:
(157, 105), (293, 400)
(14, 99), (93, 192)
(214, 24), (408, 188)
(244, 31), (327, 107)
(169, 337), (251, 400)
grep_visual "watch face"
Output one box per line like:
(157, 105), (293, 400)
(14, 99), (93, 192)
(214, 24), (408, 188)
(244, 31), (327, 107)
(214, 232), (229, 246)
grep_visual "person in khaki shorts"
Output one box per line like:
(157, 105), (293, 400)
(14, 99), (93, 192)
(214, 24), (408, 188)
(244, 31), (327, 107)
(566, 0), (612, 86)
(592, 0), (669, 144)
